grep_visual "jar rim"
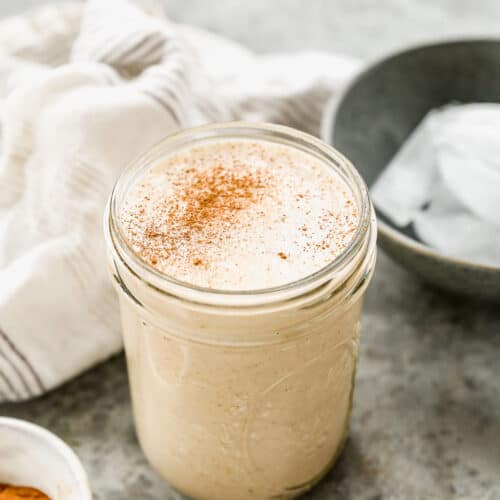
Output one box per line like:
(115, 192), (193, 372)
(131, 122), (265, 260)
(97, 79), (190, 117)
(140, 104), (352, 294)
(106, 122), (373, 307)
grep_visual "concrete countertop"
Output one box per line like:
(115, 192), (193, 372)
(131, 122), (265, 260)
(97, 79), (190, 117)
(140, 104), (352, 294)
(1, 1), (499, 499)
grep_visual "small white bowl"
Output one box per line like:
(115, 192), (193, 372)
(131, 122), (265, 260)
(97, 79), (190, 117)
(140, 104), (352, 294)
(0, 417), (92, 499)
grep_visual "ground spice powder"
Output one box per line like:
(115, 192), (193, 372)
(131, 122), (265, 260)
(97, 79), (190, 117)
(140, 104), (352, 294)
(120, 140), (360, 289)
(0, 484), (51, 500)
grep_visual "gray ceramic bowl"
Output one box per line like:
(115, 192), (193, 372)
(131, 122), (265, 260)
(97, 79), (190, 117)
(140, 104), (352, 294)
(323, 39), (500, 300)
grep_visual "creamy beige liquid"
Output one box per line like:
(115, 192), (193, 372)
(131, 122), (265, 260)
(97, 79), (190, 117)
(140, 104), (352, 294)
(112, 138), (372, 500)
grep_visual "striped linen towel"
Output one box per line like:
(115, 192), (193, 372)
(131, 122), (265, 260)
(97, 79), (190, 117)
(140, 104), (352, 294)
(0, 0), (360, 401)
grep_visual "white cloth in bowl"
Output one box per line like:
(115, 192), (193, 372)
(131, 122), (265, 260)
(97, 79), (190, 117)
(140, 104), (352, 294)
(371, 103), (500, 267)
(0, 0), (360, 401)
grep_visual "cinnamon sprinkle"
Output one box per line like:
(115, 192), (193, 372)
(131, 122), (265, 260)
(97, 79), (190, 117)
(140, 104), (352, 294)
(119, 140), (360, 289)
(174, 163), (266, 230)
(129, 161), (270, 269)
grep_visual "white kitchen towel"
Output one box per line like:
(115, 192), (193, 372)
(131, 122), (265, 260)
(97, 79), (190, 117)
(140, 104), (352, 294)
(0, 0), (360, 401)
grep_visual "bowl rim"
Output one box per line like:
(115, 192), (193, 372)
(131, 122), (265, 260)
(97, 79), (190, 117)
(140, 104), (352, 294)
(321, 37), (500, 273)
(0, 417), (92, 499)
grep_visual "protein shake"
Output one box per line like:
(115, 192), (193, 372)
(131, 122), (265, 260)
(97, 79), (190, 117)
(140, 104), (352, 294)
(105, 123), (376, 500)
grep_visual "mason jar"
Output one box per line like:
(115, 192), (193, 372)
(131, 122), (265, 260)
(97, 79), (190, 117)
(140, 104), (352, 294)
(104, 122), (377, 500)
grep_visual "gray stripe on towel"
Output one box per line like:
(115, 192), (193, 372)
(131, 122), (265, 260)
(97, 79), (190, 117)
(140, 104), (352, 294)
(0, 328), (45, 394)
(0, 341), (32, 398)
(119, 35), (166, 65)
(0, 361), (21, 400)
(142, 89), (181, 124)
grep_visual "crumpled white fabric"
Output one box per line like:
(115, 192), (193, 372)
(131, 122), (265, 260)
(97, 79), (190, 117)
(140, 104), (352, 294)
(0, 0), (360, 401)
(371, 103), (500, 267)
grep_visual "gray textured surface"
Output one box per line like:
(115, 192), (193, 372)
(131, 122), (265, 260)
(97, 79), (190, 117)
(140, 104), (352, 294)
(1, 1), (500, 499)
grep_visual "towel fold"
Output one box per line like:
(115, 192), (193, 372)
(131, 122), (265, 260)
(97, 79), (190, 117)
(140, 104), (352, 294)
(0, 0), (360, 402)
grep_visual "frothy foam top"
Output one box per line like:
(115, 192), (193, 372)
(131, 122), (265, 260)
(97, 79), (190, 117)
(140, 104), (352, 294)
(120, 140), (359, 290)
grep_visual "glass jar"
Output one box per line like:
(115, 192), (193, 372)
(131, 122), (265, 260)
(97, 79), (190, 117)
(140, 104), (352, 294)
(105, 122), (377, 500)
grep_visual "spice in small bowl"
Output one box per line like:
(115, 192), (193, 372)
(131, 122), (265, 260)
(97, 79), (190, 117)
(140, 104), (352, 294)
(0, 418), (91, 500)
(0, 484), (50, 499)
